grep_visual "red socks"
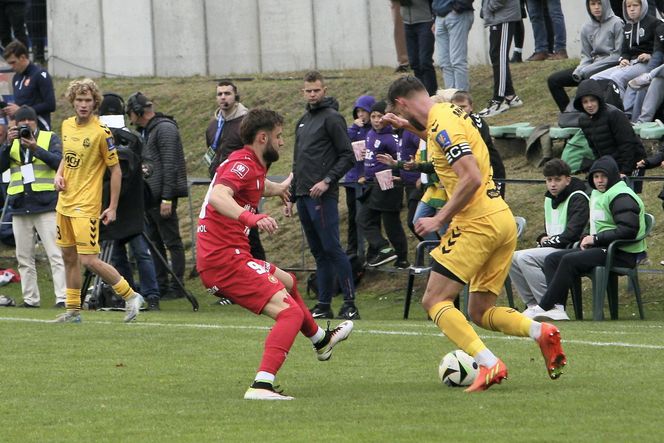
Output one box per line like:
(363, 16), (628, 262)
(288, 273), (319, 338)
(258, 299), (303, 375)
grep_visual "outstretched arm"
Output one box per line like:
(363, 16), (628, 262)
(209, 183), (279, 234)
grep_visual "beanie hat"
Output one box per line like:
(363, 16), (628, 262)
(352, 95), (376, 119)
(99, 93), (125, 116)
(370, 100), (387, 115)
(14, 105), (37, 122)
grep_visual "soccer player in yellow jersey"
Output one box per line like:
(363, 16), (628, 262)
(384, 76), (566, 391)
(52, 78), (144, 323)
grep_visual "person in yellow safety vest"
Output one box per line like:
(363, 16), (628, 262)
(0, 105), (66, 307)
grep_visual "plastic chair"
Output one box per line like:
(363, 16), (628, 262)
(570, 213), (654, 321)
(403, 216), (526, 319)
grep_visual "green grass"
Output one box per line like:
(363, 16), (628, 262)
(0, 305), (663, 442)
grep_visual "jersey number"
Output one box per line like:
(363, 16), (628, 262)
(247, 260), (267, 275)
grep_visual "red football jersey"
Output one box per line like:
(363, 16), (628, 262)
(196, 147), (266, 272)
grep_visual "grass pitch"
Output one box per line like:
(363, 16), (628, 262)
(0, 298), (662, 443)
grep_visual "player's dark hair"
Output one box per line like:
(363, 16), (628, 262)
(240, 108), (284, 145)
(451, 90), (473, 105)
(387, 76), (426, 107)
(303, 70), (325, 84)
(542, 158), (572, 177)
(3, 40), (29, 59)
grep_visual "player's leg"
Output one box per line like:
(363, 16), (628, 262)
(53, 213), (83, 322)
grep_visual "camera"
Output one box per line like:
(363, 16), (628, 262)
(19, 125), (32, 139)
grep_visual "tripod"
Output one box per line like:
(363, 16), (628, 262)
(80, 232), (199, 311)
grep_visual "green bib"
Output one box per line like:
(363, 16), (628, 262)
(544, 190), (588, 236)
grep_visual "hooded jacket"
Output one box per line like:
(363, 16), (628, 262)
(206, 102), (249, 178)
(364, 125), (399, 181)
(587, 155), (642, 246)
(142, 113), (189, 206)
(573, 79), (646, 174)
(291, 96), (354, 200)
(539, 177), (590, 248)
(397, 129), (421, 185)
(620, 0), (660, 60)
(574, 0), (624, 80)
(481, 0), (521, 27)
(345, 95), (376, 183)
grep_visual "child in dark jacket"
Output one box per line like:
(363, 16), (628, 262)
(359, 101), (409, 268)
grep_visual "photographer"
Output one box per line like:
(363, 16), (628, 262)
(0, 105), (66, 308)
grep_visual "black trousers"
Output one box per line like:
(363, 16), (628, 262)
(547, 67), (578, 112)
(489, 21), (516, 100)
(360, 206), (408, 262)
(405, 184), (422, 240)
(344, 184), (360, 257)
(0, 2), (28, 48)
(146, 198), (186, 295)
(540, 247), (637, 310)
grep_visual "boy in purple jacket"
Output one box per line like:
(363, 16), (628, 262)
(359, 101), (409, 268)
(344, 95), (375, 262)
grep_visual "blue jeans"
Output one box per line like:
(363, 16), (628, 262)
(434, 11), (474, 90)
(112, 234), (160, 300)
(296, 196), (356, 305)
(412, 200), (448, 241)
(405, 20), (438, 95)
(526, 0), (566, 53)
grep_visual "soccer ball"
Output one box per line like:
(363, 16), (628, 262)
(438, 350), (479, 387)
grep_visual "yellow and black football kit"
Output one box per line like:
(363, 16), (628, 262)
(56, 116), (118, 254)
(426, 102), (516, 295)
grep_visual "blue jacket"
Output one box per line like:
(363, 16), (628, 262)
(398, 130), (420, 185)
(12, 62), (56, 131)
(0, 130), (62, 214)
(364, 125), (398, 180)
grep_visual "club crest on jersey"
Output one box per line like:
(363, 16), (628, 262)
(231, 162), (249, 178)
(436, 130), (452, 148)
(106, 137), (116, 150)
(83, 138), (91, 148)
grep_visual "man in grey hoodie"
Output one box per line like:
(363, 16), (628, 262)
(547, 0), (624, 112)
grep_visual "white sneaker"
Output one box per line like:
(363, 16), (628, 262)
(315, 320), (354, 361)
(244, 385), (294, 401)
(534, 305), (570, 321)
(124, 293), (144, 323)
(506, 95), (524, 108)
(521, 305), (544, 319)
(479, 100), (509, 117)
(628, 73), (652, 90)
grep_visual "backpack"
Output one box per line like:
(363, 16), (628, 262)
(561, 129), (595, 174)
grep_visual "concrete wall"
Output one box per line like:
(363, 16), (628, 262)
(48, 0), (588, 78)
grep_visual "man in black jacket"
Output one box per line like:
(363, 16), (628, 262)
(127, 92), (188, 299)
(536, 156), (646, 319)
(286, 71), (358, 320)
(574, 79), (646, 181)
(510, 159), (589, 321)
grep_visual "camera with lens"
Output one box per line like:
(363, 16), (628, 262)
(19, 125), (32, 139)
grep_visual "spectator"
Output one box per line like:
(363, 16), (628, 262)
(510, 159), (589, 320)
(535, 156), (647, 320)
(573, 79), (647, 179)
(396, 128), (423, 238)
(286, 71), (359, 320)
(613, 0), (664, 17)
(526, 0), (568, 60)
(478, 0), (524, 118)
(0, 0), (27, 48)
(636, 145), (664, 264)
(126, 92), (189, 300)
(344, 94), (375, 262)
(205, 80), (265, 266)
(510, 0), (528, 63)
(98, 93), (161, 312)
(359, 100), (409, 269)
(547, 0), (623, 113)
(53, 79), (144, 323)
(2, 40), (56, 130)
(591, 0), (659, 110)
(390, 0), (411, 72)
(625, 19), (664, 121)
(432, 0), (474, 90)
(0, 105), (65, 308)
(400, 0), (438, 95)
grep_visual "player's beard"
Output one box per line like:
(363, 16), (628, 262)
(263, 140), (280, 164)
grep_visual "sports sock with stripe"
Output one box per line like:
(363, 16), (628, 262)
(65, 288), (81, 312)
(480, 306), (532, 337)
(112, 277), (134, 300)
(428, 300), (488, 359)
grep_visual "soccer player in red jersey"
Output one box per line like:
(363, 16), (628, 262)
(197, 108), (354, 400)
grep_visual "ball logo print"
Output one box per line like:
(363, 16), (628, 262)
(439, 350), (479, 387)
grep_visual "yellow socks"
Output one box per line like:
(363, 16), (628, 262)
(428, 301), (486, 357)
(112, 278), (134, 300)
(481, 306), (532, 337)
(65, 288), (81, 312)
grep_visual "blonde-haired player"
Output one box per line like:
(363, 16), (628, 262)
(53, 78), (143, 322)
(384, 76), (566, 391)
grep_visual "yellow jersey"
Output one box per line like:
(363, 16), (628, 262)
(426, 103), (508, 220)
(56, 116), (118, 217)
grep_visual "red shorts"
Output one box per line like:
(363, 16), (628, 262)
(199, 249), (284, 314)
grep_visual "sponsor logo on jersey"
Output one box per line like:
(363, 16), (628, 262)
(436, 130), (452, 148)
(231, 162), (249, 178)
(64, 151), (81, 168)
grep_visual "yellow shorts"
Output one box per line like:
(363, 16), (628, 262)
(430, 208), (517, 295)
(56, 213), (101, 255)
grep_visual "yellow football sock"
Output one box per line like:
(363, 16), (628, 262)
(65, 288), (81, 312)
(481, 306), (532, 337)
(112, 278), (134, 300)
(428, 300), (486, 357)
